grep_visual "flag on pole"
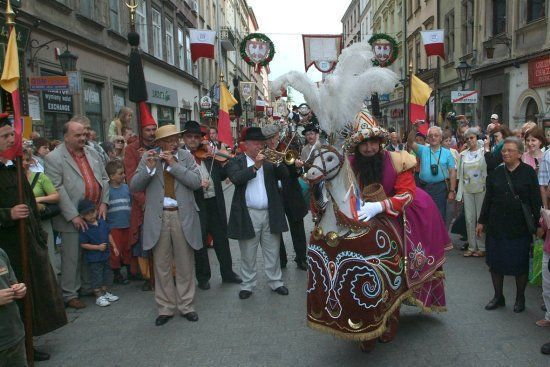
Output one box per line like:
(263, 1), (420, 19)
(410, 74), (433, 135)
(217, 82), (238, 147)
(0, 25), (22, 159)
(190, 29), (216, 62)
(421, 30), (445, 59)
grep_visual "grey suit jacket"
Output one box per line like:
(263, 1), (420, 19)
(45, 143), (109, 233)
(129, 149), (203, 251)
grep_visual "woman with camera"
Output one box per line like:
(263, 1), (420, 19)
(457, 128), (487, 257)
(476, 137), (543, 313)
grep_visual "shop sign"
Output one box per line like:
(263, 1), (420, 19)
(146, 82), (178, 107)
(42, 90), (73, 113)
(529, 56), (550, 89)
(29, 76), (69, 91)
(451, 90), (478, 104)
(200, 96), (212, 109)
(378, 93), (390, 102)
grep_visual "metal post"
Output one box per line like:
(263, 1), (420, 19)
(402, 0), (409, 133)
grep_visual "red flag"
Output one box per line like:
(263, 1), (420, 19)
(0, 25), (22, 159)
(421, 30), (445, 59)
(190, 29), (216, 62)
(217, 82), (238, 147)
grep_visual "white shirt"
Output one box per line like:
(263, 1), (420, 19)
(245, 155), (269, 210)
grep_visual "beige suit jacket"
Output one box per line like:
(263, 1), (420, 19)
(45, 143), (110, 233)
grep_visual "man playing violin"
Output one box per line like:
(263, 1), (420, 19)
(182, 121), (242, 289)
(262, 124), (308, 270)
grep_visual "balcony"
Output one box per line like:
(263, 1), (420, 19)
(220, 26), (236, 51)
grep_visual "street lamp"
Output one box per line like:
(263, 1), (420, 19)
(58, 48), (79, 73)
(455, 59), (471, 90)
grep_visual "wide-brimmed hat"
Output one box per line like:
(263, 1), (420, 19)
(344, 107), (388, 152)
(302, 123), (319, 136)
(242, 127), (266, 141)
(154, 124), (183, 142)
(182, 120), (205, 136)
(261, 124), (280, 139)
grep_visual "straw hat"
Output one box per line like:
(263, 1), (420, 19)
(154, 124), (183, 142)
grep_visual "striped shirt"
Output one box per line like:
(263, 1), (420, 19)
(107, 184), (131, 228)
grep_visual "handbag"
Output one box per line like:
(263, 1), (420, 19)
(503, 168), (537, 234)
(30, 173), (61, 220)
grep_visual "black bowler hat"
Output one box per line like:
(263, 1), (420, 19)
(242, 127), (267, 141)
(302, 123), (319, 136)
(182, 120), (205, 136)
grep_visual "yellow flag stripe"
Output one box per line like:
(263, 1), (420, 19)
(0, 28), (20, 93)
(410, 74), (432, 106)
(219, 82), (237, 112)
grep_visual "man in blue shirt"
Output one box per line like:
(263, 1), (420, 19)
(408, 126), (457, 218)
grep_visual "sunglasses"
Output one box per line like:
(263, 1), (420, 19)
(116, 140), (125, 143)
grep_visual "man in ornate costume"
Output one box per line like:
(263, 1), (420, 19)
(306, 109), (451, 352)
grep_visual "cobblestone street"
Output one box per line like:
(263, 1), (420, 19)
(35, 187), (550, 367)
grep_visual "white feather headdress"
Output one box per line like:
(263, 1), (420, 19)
(271, 42), (399, 137)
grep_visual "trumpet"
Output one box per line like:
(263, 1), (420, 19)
(261, 147), (300, 166)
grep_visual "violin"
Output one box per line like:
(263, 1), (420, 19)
(194, 144), (235, 162)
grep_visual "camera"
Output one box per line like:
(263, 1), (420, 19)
(430, 164), (439, 176)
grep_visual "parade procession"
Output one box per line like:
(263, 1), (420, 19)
(1, 0), (550, 366)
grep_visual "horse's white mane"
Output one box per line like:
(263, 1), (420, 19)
(271, 42), (399, 136)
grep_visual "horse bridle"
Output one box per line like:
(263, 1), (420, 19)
(308, 145), (344, 181)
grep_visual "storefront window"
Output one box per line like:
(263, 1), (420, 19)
(113, 87), (126, 116)
(83, 81), (104, 141)
(157, 106), (174, 126)
(43, 112), (71, 140)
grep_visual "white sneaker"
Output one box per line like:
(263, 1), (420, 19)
(104, 292), (119, 302)
(95, 296), (111, 307)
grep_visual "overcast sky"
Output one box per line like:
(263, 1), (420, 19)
(247, 0), (348, 102)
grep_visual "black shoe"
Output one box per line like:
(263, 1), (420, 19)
(182, 311), (199, 322)
(141, 280), (152, 291)
(485, 296), (505, 310)
(542, 303), (547, 312)
(222, 275), (242, 284)
(295, 259), (307, 271)
(33, 348), (50, 361)
(155, 315), (173, 326)
(239, 290), (252, 299)
(513, 299), (525, 313)
(114, 273), (129, 285)
(198, 281), (211, 290)
(542, 342), (550, 355)
(273, 286), (289, 296)
(460, 243), (469, 251)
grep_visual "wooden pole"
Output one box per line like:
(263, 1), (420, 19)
(5, 0), (34, 363)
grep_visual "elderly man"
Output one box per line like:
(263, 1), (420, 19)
(124, 104), (158, 290)
(262, 124), (308, 270)
(69, 116), (109, 165)
(407, 125), (457, 218)
(0, 114), (66, 361)
(226, 127), (289, 299)
(45, 118), (110, 309)
(130, 124), (202, 326)
(386, 131), (404, 151)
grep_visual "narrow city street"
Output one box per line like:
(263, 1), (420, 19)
(35, 186), (550, 367)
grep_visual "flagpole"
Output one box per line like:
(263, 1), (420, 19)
(4, 1), (34, 364)
(402, 0), (409, 136)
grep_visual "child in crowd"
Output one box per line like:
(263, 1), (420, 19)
(105, 160), (132, 285)
(0, 248), (27, 366)
(78, 199), (120, 307)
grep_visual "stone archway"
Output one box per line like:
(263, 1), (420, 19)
(525, 98), (539, 123)
(515, 89), (543, 126)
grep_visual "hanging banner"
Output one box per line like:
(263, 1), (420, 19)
(368, 34), (399, 67)
(302, 34), (343, 73)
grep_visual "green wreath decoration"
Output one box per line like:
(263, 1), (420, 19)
(240, 33), (275, 69)
(368, 33), (399, 67)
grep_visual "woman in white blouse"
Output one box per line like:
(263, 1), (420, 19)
(457, 128), (487, 257)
